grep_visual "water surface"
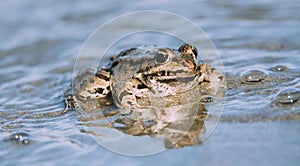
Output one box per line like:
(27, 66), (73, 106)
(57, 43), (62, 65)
(1, 0), (300, 165)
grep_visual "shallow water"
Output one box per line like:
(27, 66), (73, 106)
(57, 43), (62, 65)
(1, 0), (300, 165)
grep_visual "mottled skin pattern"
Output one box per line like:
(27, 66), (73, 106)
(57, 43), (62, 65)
(65, 44), (225, 112)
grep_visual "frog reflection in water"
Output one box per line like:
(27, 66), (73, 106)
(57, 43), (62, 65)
(64, 44), (226, 148)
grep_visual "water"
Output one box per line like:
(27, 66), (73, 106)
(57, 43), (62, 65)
(1, 0), (300, 165)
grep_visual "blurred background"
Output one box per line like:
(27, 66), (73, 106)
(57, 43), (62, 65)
(0, 0), (299, 165)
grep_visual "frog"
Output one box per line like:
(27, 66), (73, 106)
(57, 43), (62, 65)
(64, 43), (226, 148)
(65, 44), (225, 112)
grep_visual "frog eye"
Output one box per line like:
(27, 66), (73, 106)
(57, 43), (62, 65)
(154, 49), (170, 64)
(178, 44), (198, 60)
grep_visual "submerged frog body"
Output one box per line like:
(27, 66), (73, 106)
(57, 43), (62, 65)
(64, 44), (226, 148)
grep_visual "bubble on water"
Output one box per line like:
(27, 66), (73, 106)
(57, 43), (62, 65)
(271, 65), (288, 72)
(240, 70), (267, 83)
(9, 132), (31, 145)
(274, 87), (300, 104)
